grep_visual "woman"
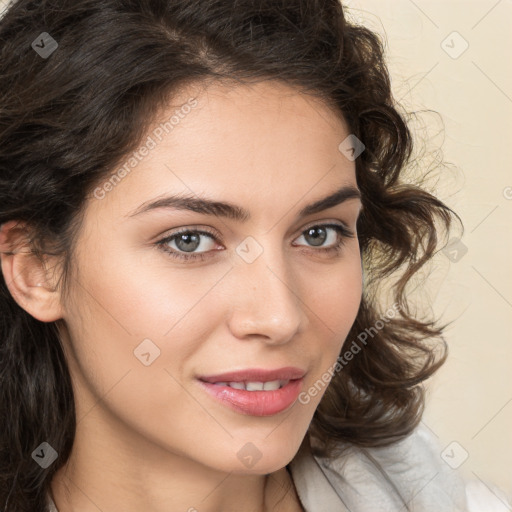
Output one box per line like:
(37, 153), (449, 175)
(0, 1), (509, 511)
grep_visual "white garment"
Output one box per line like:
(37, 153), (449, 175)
(287, 423), (512, 512)
(46, 424), (511, 512)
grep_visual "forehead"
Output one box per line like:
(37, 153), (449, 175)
(181, 79), (350, 138)
(146, 78), (352, 161)
(86, 80), (357, 225)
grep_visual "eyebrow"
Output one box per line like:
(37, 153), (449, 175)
(127, 184), (362, 222)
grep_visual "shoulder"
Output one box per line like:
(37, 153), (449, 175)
(289, 423), (511, 512)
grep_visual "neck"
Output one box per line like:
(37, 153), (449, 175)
(49, 421), (303, 512)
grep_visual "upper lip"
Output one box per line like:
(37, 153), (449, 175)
(198, 366), (306, 383)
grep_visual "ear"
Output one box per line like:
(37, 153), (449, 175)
(0, 220), (65, 322)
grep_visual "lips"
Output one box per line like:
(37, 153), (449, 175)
(196, 366), (306, 416)
(198, 378), (304, 416)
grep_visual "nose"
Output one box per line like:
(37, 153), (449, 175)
(226, 243), (307, 345)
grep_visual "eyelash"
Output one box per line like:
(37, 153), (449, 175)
(155, 223), (355, 262)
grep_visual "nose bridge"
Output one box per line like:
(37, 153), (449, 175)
(226, 236), (305, 343)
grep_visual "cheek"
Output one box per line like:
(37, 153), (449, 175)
(299, 254), (362, 390)
(61, 252), (226, 449)
(303, 252), (362, 336)
(74, 234), (228, 340)
(63, 240), (238, 403)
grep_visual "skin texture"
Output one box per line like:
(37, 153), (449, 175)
(0, 80), (363, 512)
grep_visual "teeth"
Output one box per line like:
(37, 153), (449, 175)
(263, 380), (281, 391)
(246, 381), (265, 391)
(212, 380), (289, 390)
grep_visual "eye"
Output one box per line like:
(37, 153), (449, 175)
(155, 223), (355, 262)
(292, 223), (355, 255)
(156, 228), (219, 262)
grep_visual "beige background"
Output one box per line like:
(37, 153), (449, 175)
(1, 0), (511, 502)
(343, 0), (512, 500)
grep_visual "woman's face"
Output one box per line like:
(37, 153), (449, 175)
(59, 80), (363, 475)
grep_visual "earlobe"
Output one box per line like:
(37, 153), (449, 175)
(0, 220), (64, 323)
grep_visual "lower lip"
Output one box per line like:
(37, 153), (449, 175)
(197, 378), (303, 416)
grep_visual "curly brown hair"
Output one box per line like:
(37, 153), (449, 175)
(0, 0), (462, 510)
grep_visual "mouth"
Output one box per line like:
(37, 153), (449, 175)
(196, 367), (306, 416)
